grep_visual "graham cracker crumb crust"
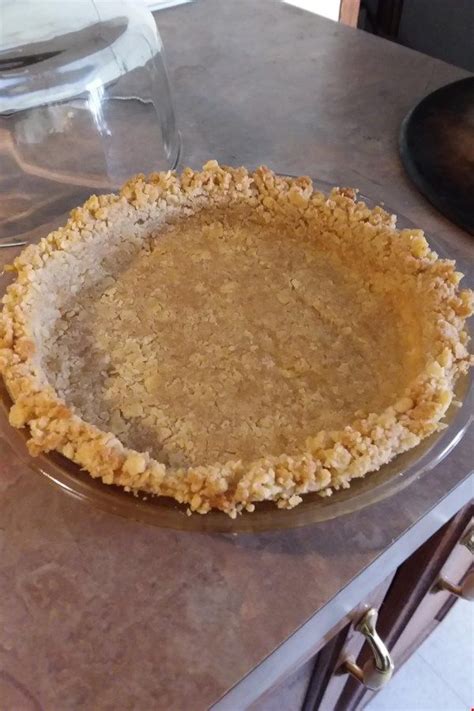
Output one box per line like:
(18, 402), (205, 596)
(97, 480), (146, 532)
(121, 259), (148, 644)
(0, 162), (472, 517)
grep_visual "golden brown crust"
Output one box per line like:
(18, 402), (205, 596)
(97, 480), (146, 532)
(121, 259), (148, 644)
(0, 161), (472, 517)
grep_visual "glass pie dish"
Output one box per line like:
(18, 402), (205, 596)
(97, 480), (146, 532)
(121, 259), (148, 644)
(0, 181), (472, 532)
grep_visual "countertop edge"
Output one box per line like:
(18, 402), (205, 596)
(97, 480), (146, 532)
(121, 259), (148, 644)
(212, 472), (473, 710)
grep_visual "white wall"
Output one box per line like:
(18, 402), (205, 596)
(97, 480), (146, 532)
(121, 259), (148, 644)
(146, 0), (342, 22)
(283, 0), (341, 22)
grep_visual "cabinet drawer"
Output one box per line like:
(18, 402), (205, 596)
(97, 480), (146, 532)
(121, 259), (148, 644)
(302, 575), (394, 711)
(249, 656), (316, 711)
(337, 504), (473, 711)
(247, 504), (472, 711)
(390, 516), (473, 666)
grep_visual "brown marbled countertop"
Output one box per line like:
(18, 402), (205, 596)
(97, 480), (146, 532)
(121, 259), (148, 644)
(0, 1), (473, 710)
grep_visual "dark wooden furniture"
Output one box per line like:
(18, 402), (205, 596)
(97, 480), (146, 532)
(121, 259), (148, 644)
(339, 0), (362, 27)
(251, 504), (473, 710)
(359, 0), (404, 37)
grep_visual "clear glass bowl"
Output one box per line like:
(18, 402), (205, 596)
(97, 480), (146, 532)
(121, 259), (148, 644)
(0, 0), (180, 247)
(0, 182), (472, 532)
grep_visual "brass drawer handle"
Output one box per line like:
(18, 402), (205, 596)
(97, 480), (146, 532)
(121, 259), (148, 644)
(461, 527), (474, 555)
(341, 608), (394, 690)
(435, 571), (474, 601)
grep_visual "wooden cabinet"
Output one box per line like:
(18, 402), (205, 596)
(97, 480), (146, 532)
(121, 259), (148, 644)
(252, 503), (473, 711)
(331, 504), (473, 711)
(248, 658), (316, 711)
(302, 576), (395, 711)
